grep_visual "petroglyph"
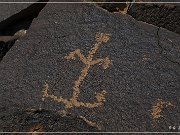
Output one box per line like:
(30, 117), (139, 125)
(151, 99), (173, 121)
(79, 115), (102, 130)
(27, 123), (44, 135)
(42, 32), (112, 109)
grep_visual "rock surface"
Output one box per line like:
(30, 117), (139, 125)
(0, 1), (180, 132)
(92, 0), (133, 14)
(128, 2), (180, 34)
(0, 0), (36, 23)
(0, 0), (48, 62)
(1, 109), (99, 132)
(0, 0), (41, 34)
(92, 0), (180, 34)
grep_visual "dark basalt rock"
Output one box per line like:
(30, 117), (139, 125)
(0, 0), (47, 35)
(92, 0), (180, 35)
(1, 108), (99, 132)
(91, 0), (133, 13)
(0, 0), (48, 62)
(0, 0), (37, 24)
(0, 1), (180, 132)
(128, 2), (180, 34)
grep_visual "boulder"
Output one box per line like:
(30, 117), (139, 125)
(0, 0), (46, 34)
(0, 1), (180, 132)
(0, 0), (48, 62)
(128, 0), (180, 34)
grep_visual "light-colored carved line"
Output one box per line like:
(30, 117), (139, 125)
(151, 99), (173, 121)
(91, 57), (111, 69)
(71, 65), (91, 100)
(79, 115), (102, 130)
(66, 33), (110, 106)
(42, 32), (111, 109)
(64, 49), (87, 64)
(42, 82), (71, 106)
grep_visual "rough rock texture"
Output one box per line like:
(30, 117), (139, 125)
(0, 0), (48, 62)
(1, 109), (99, 132)
(0, 1), (180, 132)
(1, 1), (180, 61)
(128, 2), (180, 34)
(0, 0), (37, 23)
(92, 0), (180, 35)
(91, 0), (133, 14)
(0, 0), (48, 33)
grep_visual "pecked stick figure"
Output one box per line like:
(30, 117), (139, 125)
(42, 32), (112, 109)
